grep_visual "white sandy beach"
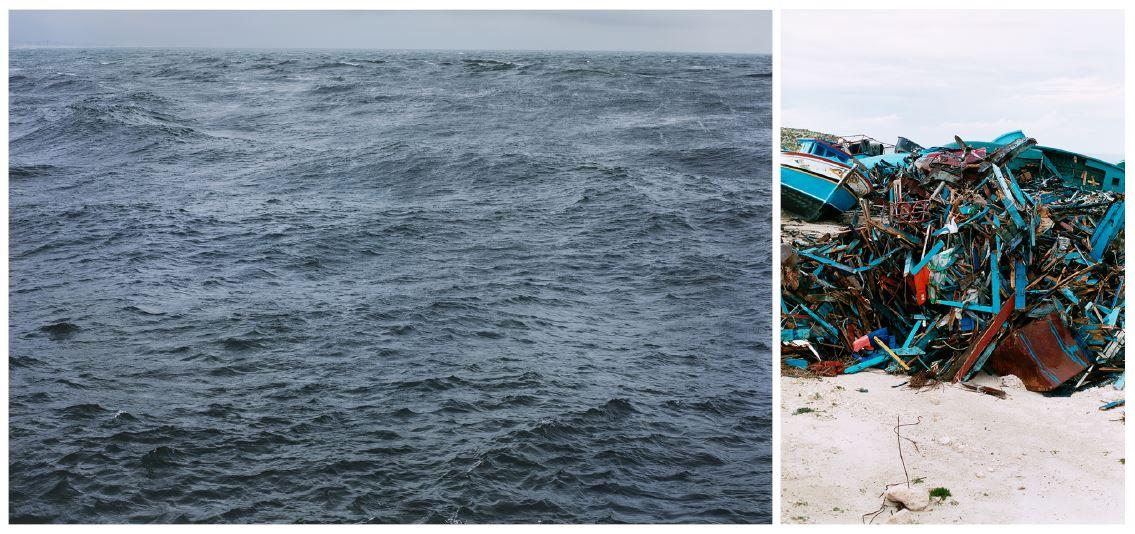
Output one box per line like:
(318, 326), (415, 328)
(781, 371), (1125, 524)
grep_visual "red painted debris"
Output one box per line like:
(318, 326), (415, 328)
(912, 266), (930, 305)
(808, 361), (847, 377)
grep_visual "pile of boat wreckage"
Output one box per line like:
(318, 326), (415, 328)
(781, 130), (1125, 403)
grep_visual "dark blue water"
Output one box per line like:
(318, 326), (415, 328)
(9, 48), (772, 523)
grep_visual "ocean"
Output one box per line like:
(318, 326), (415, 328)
(8, 48), (772, 523)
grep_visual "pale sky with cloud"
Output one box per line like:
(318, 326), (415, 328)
(9, 10), (771, 55)
(782, 10), (1124, 161)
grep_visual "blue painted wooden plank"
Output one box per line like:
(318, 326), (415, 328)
(991, 234), (1001, 310)
(1060, 287), (1080, 305)
(933, 300), (997, 314)
(910, 240), (944, 274)
(844, 354), (887, 374)
(1105, 304), (1123, 326)
(1014, 260), (1027, 310)
(991, 166), (1026, 228)
(1002, 166), (1031, 208)
(799, 303), (838, 337)
(799, 250), (855, 273)
(901, 322), (921, 349)
(1090, 201), (1124, 261)
(1100, 399), (1125, 411)
(1029, 210), (1036, 247)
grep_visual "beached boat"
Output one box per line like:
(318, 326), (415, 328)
(781, 138), (872, 221)
(943, 130), (1125, 193)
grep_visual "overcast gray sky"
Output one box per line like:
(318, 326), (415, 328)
(9, 10), (771, 54)
(783, 10), (1124, 161)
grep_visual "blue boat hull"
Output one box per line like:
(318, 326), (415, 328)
(780, 164), (858, 221)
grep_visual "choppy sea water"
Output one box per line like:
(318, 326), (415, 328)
(9, 49), (772, 523)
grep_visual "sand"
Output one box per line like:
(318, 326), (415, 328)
(780, 370), (1125, 524)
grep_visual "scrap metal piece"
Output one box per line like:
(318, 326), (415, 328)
(959, 382), (1008, 399)
(944, 300), (1016, 382)
(1099, 399), (1125, 411)
(986, 313), (1093, 392)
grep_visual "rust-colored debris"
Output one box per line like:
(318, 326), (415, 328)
(808, 360), (847, 377)
(959, 382), (1008, 399)
(986, 313), (1092, 392)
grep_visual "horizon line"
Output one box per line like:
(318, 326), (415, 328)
(9, 43), (769, 55)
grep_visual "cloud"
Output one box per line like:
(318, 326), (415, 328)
(782, 10), (1124, 156)
(8, 10), (771, 54)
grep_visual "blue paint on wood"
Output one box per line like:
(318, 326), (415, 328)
(910, 240), (944, 274)
(800, 303), (838, 337)
(1090, 201), (1124, 261)
(1014, 261), (1027, 310)
(844, 354), (887, 374)
(785, 358), (810, 369)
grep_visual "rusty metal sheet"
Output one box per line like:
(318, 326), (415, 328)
(945, 300), (1015, 383)
(987, 313), (1092, 392)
